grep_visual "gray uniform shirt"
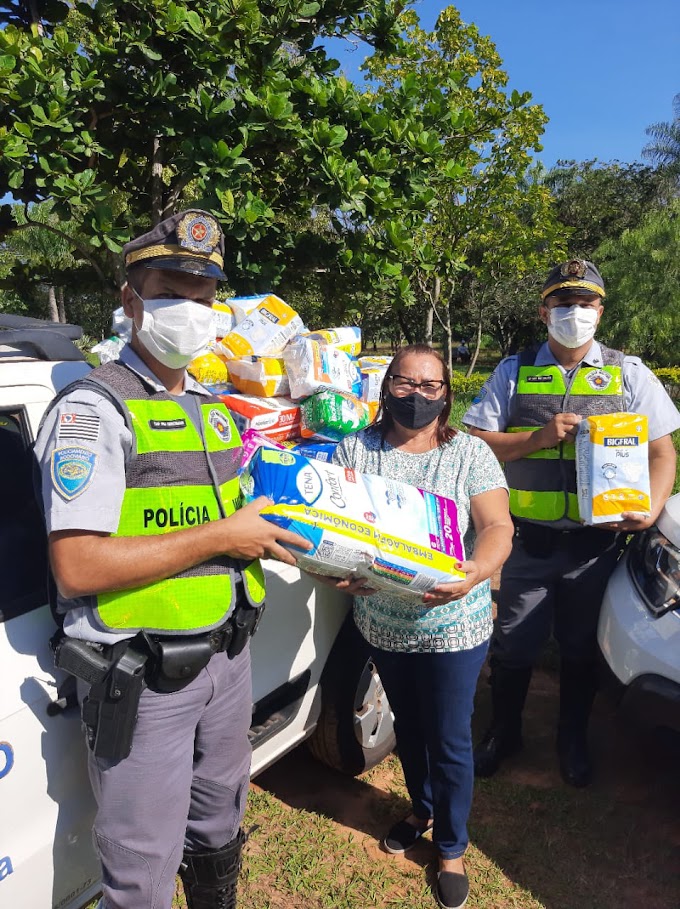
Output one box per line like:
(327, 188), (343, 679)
(34, 345), (215, 644)
(463, 340), (680, 441)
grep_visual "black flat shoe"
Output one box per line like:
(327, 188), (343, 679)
(382, 818), (433, 854)
(436, 871), (469, 909)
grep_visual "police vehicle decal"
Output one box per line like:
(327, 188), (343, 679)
(0, 742), (14, 780)
(51, 446), (97, 500)
(0, 855), (13, 883)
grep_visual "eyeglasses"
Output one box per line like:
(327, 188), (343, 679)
(388, 374), (447, 399)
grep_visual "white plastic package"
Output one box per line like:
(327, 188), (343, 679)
(91, 336), (125, 364)
(212, 301), (235, 339)
(111, 307), (132, 342)
(283, 337), (361, 400)
(241, 447), (466, 597)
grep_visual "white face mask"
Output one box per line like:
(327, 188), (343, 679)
(547, 306), (599, 349)
(132, 291), (215, 369)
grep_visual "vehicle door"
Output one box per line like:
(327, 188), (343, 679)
(0, 379), (100, 909)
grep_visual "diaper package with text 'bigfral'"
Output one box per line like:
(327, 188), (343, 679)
(576, 412), (651, 525)
(241, 447), (466, 597)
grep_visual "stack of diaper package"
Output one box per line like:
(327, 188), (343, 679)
(184, 293), (393, 455)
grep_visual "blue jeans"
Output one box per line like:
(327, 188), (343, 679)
(372, 640), (488, 859)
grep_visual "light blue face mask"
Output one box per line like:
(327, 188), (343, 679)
(132, 289), (215, 368)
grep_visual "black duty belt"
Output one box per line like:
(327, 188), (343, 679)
(514, 520), (624, 559)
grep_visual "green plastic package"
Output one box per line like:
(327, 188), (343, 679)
(300, 389), (373, 442)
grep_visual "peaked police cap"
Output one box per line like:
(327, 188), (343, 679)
(541, 259), (605, 300)
(123, 210), (227, 280)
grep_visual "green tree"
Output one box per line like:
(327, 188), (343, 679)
(643, 93), (680, 196)
(544, 159), (665, 257)
(596, 200), (680, 365)
(364, 7), (564, 367)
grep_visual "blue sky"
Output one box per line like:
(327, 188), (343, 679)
(330, 0), (680, 168)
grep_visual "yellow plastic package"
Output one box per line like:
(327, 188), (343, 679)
(358, 355), (392, 368)
(188, 352), (230, 386)
(227, 357), (290, 397)
(218, 295), (304, 359)
(301, 327), (362, 357)
(576, 412), (651, 524)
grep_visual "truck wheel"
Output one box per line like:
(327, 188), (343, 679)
(307, 615), (396, 775)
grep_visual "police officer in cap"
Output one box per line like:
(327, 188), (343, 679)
(35, 210), (311, 908)
(463, 259), (680, 786)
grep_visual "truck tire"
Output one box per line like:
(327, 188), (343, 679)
(307, 614), (396, 776)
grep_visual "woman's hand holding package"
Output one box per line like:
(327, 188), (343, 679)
(421, 488), (514, 608)
(422, 561), (480, 606)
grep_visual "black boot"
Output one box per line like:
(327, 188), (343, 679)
(179, 828), (247, 909)
(474, 660), (532, 778)
(556, 659), (599, 788)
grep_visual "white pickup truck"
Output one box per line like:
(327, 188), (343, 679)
(0, 315), (395, 909)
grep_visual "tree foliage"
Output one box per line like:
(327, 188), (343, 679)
(0, 0), (456, 301)
(596, 200), (680, 366)
(642, 93), (680, 196)
(544, 159), (666, 258)
(364, 8), (566, 363)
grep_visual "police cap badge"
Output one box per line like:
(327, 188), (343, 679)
(123, 209), (226, 280)
(541, 259), (605, 300)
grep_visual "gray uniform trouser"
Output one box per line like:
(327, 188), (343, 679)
(491, 528), (622, 666)
(86, 647), (252, 909)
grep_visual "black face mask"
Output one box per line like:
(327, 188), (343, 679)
(385, 391), (447, 431)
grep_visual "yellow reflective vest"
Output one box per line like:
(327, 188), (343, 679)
(505, 347), (625, 527)
(87, 361), (265, 635)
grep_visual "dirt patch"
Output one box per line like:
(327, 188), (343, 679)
(251, 662), (680, 909)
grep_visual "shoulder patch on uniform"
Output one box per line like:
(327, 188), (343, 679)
(51, 447), (97, 500)
(472, 386), (488, 405)
(208, 408), (232, 443)
(58, 412), (100, 442)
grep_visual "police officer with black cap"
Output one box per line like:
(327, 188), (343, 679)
(34, 210), (311, 908)
(463, 259), (680, 787)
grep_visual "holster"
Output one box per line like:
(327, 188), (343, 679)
(141, 600), (265, 692)
(225, 600), (264, 660)
(52, 634), (148, 763)
(50, 596), (266, 758)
